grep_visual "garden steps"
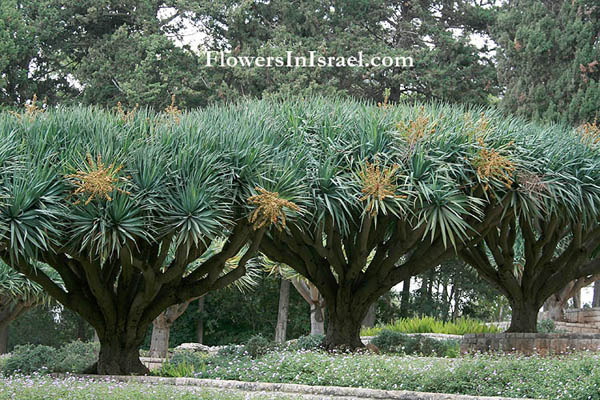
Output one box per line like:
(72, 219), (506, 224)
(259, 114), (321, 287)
(75, 374), (541, 400)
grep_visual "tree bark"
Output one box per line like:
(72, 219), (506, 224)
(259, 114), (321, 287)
(507, 300), (540, 333)
(362, 303), (376, 328)
(149, 300), (194, 359)
(324, 302), (367, 350)
(399, 279), (411, 317)
(544, 295), (565, 321)
(97, 338), (148, 375)
(196, 297), (205, 344)
(572, 288), (582, 309)
(593, 281), (600, 307)
(274, 278), (290, 343)
(310, 303), (325, 335)
(149, 319), (171, 359)
(0, 323), (8, 354)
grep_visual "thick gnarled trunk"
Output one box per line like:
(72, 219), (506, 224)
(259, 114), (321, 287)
(324, 305), (366, 350)
(97, 337), (148, 375)
(507, 300), (540, 333)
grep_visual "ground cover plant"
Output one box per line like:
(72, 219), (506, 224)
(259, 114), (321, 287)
(0, 374), (300, 400)
(159, 348), (600, 400)
(361, 316), (499, 336)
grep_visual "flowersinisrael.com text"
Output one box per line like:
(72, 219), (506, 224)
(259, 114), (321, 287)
(205, 51), (414, 68)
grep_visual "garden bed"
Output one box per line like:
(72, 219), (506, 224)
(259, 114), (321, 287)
(155, 349), (600, 399)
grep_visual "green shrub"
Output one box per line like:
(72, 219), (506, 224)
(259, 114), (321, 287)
(244, 335), (275, 358)
(55, 340), (98, 373)
(216, 345), (245, 358)
(362, 316), (499, 336)
(537, 318), (557, 333)
(288, 334), (324, 351)
(3, 341), (98, 375)
(370, 330), (459, 357)
(3, 344), (58, 375)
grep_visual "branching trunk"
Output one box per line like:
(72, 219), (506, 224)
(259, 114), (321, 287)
(2, 221), (265, 374)
(261, 202), (505, 349)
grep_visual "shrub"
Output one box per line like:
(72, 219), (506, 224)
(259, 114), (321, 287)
(3, 341), (98, 375)
(370, 330), (459, 357)
(288, 334), (324, 351)
(3, 344), (58, 375)
(55, 340), (98, 373)
(537, 318), (557, 333)
(243, 335), (275, 358)
(216, 345), (245, 358)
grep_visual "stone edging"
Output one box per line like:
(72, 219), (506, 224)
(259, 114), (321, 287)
(71, 374), (540, 400)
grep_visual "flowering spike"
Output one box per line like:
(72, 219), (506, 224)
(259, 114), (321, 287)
(66, 153), (130, 205)
(247, 187), (300, 231)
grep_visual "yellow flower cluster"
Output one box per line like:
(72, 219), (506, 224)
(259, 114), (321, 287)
(248, 187), (300, 231)
(9, 94), (46, 122)
(117, 102), (139, 123)
(358, 159), (406, 216)
(396, 107), (437, 147)
(472, 137), (515, 191)
(66, 153), (130, 205)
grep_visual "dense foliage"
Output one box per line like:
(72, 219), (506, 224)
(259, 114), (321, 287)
(0, 1), (498, 108)
(2, 341), (97, 375)
(493, 0), (600, 124)
(1, 96), (598, 369)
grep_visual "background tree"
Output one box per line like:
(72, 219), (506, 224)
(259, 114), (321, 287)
(0, 263), (59, 353)
(148, 248), (260, 357)
(492, 0), (600, 124)
(3, 0), (498, 108)
(545, 273), (600, 321)
(265, 258), (327, 336)
(194, 0), (498, 104)
(460, 123), (600, 332)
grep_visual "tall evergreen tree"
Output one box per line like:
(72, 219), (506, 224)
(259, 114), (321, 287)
(493, 0), (600, 124)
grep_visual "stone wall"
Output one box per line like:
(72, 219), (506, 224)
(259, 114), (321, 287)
(564, 307), (600, 324)
(461, 332), (600, 356)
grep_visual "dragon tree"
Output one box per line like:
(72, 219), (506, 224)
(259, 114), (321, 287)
(0, 102), (300, 374)
(259, 99), (520, 349)
(460, 121), (600, 332)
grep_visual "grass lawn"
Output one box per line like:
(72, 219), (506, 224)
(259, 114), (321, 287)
(160, 350), (600, 400)
(0, 374), (301, 400)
